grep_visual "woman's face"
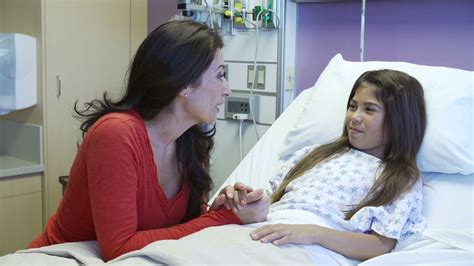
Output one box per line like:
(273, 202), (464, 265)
(184, 49), (231, 124)
(346, 86), (388, 159)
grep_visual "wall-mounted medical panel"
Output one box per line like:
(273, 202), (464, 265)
(222, 31), (278, 63)
(0, 33), (37, 115)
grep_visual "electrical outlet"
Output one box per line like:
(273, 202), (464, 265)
(225, 95), (259, 121)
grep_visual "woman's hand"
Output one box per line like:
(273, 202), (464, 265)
(250, 224), (319, 245)
(210, 182), (261, 212)
(234, 192), (271, 224)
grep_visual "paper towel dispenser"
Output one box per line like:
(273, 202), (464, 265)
(0, 33), (37, 115)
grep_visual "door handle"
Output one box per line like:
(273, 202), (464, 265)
(56, 75), (61, 98)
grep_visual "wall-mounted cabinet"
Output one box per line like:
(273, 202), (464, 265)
(42, 0), (147, 218)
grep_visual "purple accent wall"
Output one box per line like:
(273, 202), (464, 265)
(148, 0), (177, 33)
(296, 0), (474, 93)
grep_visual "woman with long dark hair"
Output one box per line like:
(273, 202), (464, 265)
(29, 20), (270, 261)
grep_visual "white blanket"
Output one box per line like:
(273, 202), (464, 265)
(5, 212), (472, 265)
(361, 229), (474, 265)
(1, 241), (102, 265)
(111, 210), (358, 265)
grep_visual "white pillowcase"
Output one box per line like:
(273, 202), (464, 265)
(422, 172), (474, 229)
(280, 54), (474, 174)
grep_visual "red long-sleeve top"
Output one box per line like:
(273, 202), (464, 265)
(28, 110), (241, 261)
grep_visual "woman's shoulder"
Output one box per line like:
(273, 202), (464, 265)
(98, 109), (141, 123)
(85, 110), (146, 142)
(93, 110), (143, 130)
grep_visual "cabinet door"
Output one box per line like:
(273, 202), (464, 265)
(0, 174), (42, 256)
(43, 0), (133, 217)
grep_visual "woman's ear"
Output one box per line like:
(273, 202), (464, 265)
(180, 88), (189, 98)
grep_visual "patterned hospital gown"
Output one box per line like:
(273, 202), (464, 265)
(269, 145), (426, 240)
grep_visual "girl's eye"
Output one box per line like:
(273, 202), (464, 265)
(366, 107), (376, 112)
(348, 104), (357, 110)
(218, 72), (226, 80)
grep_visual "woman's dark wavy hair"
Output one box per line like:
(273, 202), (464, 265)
(272, 69), (427, 219)
(74, 20), (223, 221)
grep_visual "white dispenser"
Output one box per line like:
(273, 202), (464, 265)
(0, 33), (37, 115)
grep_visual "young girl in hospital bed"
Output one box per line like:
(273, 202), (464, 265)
(222, 69), (427, 261)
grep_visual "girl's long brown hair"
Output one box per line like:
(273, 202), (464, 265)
(272, 69), (427, 219)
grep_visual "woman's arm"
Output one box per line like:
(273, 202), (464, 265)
(250, 224), (396, 261)
(84, 119), (268, 261)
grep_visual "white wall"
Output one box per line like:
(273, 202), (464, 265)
(211, 120), (269, 194)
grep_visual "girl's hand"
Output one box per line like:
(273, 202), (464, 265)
(234, 192), (271, 224)
(250, 224), (319, 245)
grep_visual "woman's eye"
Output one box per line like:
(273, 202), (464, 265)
(218, 72), (226, 80)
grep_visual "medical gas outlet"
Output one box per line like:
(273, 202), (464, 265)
(225, 95), (259, 121)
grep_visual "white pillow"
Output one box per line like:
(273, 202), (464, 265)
(280, 54), (474, 174)
(422, 172), (474, 229)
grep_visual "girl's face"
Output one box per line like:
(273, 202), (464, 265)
(184, 49), (231, 124)
(346, 86), (388, 159)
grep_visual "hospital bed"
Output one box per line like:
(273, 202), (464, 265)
(1, 54), (473, 265)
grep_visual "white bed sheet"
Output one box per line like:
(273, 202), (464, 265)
(1, 89), (473, 265)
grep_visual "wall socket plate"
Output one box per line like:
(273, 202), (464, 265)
(225, 94), (259, 121)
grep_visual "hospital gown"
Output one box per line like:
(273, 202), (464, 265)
(269, 145), (426, 240)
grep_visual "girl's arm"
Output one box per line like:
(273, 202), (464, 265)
(250, 224), (396, 261)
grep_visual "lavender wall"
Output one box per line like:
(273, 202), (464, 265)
(148, 0), (177, 33)
(296, 0), (474, 93)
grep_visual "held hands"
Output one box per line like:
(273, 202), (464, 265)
(210, 182), (271, 224)
(250, 224), (319, 246)
(210, 182), (254, 212)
